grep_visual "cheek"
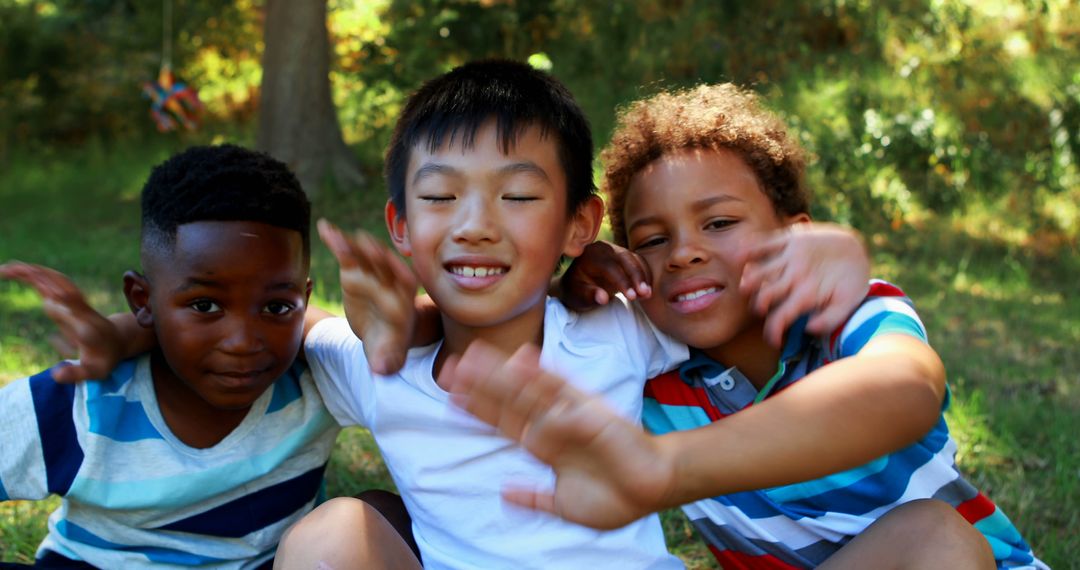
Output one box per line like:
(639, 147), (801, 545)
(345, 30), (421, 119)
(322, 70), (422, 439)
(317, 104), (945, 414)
(639, 294), (669, 327)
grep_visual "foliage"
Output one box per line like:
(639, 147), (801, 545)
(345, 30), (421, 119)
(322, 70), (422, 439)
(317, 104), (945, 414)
(1, 139), (1077, 566)
(0, 0), (260, 157)
(1, 2), (1078, 565)
(3, 0), (1076, 238)
(323, 0), (1080, 237)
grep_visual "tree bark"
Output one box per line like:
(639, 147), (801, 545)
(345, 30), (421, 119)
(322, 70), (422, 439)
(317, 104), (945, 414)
(257, 0), (364, 197)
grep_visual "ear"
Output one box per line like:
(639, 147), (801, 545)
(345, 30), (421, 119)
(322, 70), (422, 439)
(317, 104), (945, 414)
(123, 271), (155, 328)
(304, 278), (314, 305)
(562, 195), (605, 258)
(783, 212), (813, 227)
(384, 200), (412, 257)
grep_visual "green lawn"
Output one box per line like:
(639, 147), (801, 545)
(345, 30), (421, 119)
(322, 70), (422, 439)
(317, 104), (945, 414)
(0, 140), (1075, 568)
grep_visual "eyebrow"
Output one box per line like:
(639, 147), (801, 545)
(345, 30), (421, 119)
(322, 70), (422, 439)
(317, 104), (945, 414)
(627, 194), (743, 234)
(496, 161), (551, 182)
(174, 279), (302, 294)
(411, 161), (551, 186)
(411, 163), (459, 186)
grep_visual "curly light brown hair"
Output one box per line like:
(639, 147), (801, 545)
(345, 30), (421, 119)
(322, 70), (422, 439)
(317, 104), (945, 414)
(601, 83), (810, 246)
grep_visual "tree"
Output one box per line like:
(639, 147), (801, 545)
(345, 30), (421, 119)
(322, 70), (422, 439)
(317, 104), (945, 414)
(257, 0), (364, 197)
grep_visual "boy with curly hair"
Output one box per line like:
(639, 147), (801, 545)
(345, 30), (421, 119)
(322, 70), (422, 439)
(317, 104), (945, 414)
(445, 84), (1045, 569)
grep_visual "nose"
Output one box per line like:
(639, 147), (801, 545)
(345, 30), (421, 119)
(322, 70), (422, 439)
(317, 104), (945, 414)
(666, 232), (709, 271)
(219, 314), (264, 354)
(451, 193), (499, 244)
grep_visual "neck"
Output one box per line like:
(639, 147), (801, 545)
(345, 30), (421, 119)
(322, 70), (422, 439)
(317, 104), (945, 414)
(433, 298), (548, 386)
(150, 351), (249, 449)
(702, 321), (781, 390)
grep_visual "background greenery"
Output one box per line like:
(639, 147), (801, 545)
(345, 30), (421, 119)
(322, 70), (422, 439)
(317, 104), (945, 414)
(1, 0), (1077, 567)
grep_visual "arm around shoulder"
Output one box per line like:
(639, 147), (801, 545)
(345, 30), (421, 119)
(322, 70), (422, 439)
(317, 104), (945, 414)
(657, 334), (946, 506)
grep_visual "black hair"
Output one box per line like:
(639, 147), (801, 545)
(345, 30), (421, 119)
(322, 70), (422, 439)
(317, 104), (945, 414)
(140, 144), (311, 259)
(384, 59), (595, 217)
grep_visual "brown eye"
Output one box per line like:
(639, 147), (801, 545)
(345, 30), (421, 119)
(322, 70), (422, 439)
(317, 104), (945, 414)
(190, 300), (220, 313)
(263, 302), (295, 316)
(632, 236), (667, 251)
(705, 219), (735, 231)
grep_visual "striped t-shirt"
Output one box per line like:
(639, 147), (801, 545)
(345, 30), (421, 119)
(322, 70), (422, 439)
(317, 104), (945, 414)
(642, 280), (1046, 569)
(0, 355), (340, 569)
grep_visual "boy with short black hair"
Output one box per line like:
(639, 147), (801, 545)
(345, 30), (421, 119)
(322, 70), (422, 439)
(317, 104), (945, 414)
(0, 145), (413, 569)
(443, 84), (1045, 569)
(277, 58), (688, 569)
(281, 56), (890, 568)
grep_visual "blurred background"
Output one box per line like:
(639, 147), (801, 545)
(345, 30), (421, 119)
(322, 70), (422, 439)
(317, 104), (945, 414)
(0, 0), (1076, 567)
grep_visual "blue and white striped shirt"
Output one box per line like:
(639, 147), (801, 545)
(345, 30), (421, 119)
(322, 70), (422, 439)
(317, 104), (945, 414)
(0, 355), (340, 569)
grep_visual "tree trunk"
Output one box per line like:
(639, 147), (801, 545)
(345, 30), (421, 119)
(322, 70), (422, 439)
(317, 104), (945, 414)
(257, 0), (364, 197)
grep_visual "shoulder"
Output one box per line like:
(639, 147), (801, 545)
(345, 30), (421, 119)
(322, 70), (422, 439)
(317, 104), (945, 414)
(827, 279), (928, 360)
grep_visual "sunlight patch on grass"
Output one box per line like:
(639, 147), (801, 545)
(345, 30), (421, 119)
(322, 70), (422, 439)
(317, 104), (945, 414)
(0, 498), (57, 563)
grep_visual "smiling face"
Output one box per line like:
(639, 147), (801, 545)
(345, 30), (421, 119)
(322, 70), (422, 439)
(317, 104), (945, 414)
(387, 119), (599, 343)
(625, 148), (807, 352)
(129, 221), (311, 413)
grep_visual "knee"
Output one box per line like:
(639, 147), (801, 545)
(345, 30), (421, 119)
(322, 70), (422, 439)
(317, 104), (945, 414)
(890, 499), (995, 569)
(279, 497), (377, 551)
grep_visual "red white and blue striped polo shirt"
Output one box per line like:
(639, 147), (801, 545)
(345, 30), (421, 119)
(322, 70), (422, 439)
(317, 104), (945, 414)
(642, 280), (1046, 569)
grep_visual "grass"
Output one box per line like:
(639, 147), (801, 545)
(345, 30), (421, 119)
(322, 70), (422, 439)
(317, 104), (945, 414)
(0, 138), (1076, 568)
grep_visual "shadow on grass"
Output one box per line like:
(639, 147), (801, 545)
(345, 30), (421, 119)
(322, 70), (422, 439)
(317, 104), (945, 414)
(872, 221), (1078, 567)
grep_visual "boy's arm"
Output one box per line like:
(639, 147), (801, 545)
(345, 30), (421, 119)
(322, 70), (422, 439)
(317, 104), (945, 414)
(0, 261), (153, 382)
(558, 223), (869, 344)
(442, 334), (944, 530)
(315, 219), (441, 374)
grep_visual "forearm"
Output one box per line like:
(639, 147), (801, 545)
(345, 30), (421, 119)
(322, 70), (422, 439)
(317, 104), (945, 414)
(656, 336), (945, 508)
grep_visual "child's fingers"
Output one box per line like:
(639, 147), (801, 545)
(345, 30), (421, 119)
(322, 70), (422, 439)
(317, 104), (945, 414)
(352, 231), (398, 286)
(739, 250), (793, 298)
(593, 287), (610, 306)
(47, 333), (78, 359)
(751, 266), (795, 316)
(761, 284), (816, 347)
(613, 250), (652, 300)
(443, 342), (519, 425)
(805, 280), (867, 335)
(805, 291), (845, 336)
(1, 262), (65, 300)
(502, 487), (558, 516)
(499, 353), (567, 441)
(738, 232), (788, 266)
(385, 248), (418, 292)
(316, 219), (357, 268)
(50, 362), (94, 384)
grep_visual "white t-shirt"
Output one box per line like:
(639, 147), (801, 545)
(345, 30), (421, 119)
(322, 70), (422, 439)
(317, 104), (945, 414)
(305, 297), (688, 570)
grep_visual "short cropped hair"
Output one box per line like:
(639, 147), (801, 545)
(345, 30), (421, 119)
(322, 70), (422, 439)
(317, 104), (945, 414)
(602, 83), (810, 246)
(385, 59), (595, 217)
(140, 144), (311, 258)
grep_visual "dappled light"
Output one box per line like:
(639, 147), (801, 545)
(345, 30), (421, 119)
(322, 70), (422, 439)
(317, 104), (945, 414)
(0, 0), (1076, 566)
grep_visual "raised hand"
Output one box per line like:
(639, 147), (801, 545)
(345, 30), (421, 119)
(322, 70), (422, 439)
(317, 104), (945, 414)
(558, 241), (652, 311)
(317, 219), (419, 375)
(739, 223), (871, 347)
(440, 340), (678, 530)
(0, 261), (125, 382)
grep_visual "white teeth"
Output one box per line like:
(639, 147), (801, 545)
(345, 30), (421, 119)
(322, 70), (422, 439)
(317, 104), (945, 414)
(676, 287), (717, 302)
(452, 266), (505, 278)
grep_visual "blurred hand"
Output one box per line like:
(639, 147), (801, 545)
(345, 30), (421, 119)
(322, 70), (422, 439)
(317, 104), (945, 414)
(0, 261), (125, 383)
(317, 219), (418, 375)
(739, 223), (871, 346)
(440, 340), (677, 529)
(559, 241), (652, 312)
